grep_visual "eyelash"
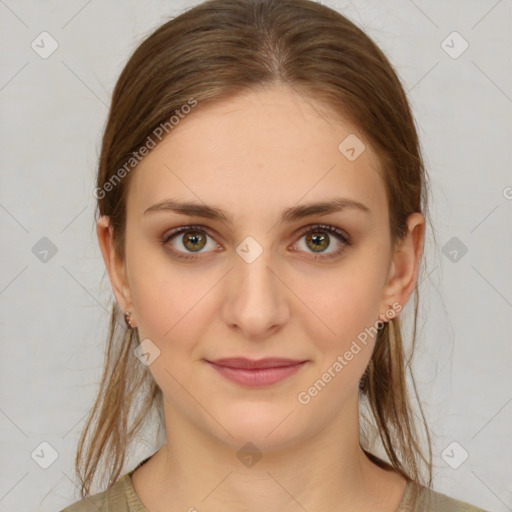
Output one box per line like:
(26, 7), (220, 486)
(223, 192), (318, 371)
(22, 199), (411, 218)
(161, 224), (351, 261)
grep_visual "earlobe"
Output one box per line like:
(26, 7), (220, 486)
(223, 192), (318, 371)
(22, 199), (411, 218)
(96, 215), (133, 314)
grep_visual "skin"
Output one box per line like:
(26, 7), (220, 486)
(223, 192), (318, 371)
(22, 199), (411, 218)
(97, 84), (425, 512)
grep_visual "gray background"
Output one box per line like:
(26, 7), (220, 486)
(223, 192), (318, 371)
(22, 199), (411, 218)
(0, 0), (511, 511)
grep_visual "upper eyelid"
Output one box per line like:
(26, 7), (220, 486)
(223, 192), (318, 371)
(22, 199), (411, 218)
(163, 223), (349, 246)
(164, 222), (347, 234)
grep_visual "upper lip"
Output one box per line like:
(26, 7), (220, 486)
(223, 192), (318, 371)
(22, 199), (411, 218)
(207, 357), (307, 369)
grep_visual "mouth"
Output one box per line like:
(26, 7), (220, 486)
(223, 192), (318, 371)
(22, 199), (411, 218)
(205, 358), (308, 387)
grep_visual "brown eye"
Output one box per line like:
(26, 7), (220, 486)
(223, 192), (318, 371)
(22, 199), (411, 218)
(305, 231), (330, 252)
(294, 224), (350, 259)
(162, 225), (219, 259)
(181, 230), (207, 252)
(161, 223), (350, 262)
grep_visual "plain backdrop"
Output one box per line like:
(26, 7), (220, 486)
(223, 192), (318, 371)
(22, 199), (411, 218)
(0, 1), (511, 511)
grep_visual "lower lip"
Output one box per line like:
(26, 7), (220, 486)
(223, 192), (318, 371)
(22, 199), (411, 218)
(206, 361), (307, 387)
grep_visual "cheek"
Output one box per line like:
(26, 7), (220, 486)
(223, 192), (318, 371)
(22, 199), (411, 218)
(132, 275), (207, 344)
(294, 262), (384, 351)
(293, 272), (382, 409)
(127, 242), (210, 346)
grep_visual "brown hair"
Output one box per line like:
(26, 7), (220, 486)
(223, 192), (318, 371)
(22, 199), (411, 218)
(76, 0), (434, 501)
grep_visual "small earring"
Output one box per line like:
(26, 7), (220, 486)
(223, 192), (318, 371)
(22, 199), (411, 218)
(386, 303), (395, 322)
(124, 311), (133, 329)
(377, 304), (394, 328)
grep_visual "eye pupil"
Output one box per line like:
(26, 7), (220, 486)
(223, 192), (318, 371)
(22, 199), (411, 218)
(183, 231), (206, 252)
(306, 231), (330, 252)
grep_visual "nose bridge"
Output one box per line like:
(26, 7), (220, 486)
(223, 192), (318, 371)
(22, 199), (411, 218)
(222, 234), (289, 337)
(239, 250), (275, 294)
(234, 236), (280, 304)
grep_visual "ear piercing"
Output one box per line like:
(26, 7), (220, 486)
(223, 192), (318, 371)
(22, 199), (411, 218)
(124, 311), (134, 329)
(377, 304), (394, 329)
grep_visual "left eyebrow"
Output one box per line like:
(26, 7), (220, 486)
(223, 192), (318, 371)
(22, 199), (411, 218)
(143, 197), (371, 225)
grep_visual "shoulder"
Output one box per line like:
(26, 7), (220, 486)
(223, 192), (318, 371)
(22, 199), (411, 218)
(58, 487), (108, 512)
(400, 481), (490, 512)
(59, 473), (144, 512)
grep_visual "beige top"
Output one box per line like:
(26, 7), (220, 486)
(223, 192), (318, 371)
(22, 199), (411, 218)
(60, 459), (490, 512)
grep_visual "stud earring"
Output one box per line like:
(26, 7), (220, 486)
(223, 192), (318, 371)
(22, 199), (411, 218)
(377, 304), (394, 328)
(386, 303), (396, 322)
(124, 311), (134, 329)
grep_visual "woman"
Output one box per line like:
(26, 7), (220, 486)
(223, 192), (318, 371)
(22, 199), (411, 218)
(61, 0), (489, 510)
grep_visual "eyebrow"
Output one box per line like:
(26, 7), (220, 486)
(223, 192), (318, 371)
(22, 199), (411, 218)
(143, 197), (370, 224)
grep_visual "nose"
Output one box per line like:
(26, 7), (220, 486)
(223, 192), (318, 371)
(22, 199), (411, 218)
(221, 247), (290, 341)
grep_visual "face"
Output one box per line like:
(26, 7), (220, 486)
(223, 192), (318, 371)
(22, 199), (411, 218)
(98, 84), (423, 452)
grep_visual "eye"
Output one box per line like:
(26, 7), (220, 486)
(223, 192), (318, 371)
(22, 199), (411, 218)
(292, 224), (351, 260)
(162, 225), (220, 260)
(161, 223), (351, 261)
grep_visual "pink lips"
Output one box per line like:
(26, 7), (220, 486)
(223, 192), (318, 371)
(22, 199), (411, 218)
(205, 357), (308, 387)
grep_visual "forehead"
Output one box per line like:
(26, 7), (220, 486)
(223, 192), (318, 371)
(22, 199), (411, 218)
(127, 85), (387, 224)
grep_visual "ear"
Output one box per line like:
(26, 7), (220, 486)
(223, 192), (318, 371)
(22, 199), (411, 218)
(379, 212), (425, 319)
(96, 215), (134, 318)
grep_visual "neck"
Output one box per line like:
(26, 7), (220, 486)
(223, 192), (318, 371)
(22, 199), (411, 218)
(133, 391), (407, 512)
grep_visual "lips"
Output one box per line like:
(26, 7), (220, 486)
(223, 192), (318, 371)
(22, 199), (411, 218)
(205, 358), (308, 387)
(207, 357), (307, 369)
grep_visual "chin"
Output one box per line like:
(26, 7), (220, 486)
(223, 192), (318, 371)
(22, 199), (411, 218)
(206, 403), (307, 453)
